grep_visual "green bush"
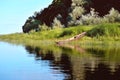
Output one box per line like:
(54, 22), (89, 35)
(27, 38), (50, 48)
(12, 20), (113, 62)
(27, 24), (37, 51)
(52, 17), (64, 28)
(22, 18), (41, 33)
(79, 8), (103, 25)
(59, 30), (73, 37)
(39, 24), (50, 31)
(74, 8), (120, 25)
(104, 8), (120, 22)
(72, 0), (85, 6)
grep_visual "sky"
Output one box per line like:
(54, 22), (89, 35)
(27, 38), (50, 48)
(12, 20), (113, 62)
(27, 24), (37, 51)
(0, 0), (52, 34)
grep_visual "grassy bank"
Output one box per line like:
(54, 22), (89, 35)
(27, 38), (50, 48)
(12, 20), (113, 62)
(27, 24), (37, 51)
(0, 23), (120, 45)
(0, 25), (93, 41)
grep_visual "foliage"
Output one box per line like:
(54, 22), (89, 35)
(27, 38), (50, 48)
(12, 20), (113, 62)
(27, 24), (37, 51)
(74, 8), (120, 25)
(68, 0), (85, 26)
(22, 0), (120, 33)
(72, 0), (85, 6)
(52, 17), (64, 29)
(0, 25), (93, 41)
(71, 6), (85, 20)
(79, 8), (101, 25)
(104, 8), (120, 22)
(22, 17), (41, 33)
(38, 24), (50, 31)
(1, 23), (120, 44)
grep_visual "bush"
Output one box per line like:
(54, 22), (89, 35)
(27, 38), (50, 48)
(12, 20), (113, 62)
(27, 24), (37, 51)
(59, 30), (73, 37)
(71, 6), (85, 20)
(22, 18), (41, 33)
(87, 25), (105, 37)
(72, 8), (120, 25)
(52, 17), (64, 29)
(68, 0), (85, 26)
(72, 0), (85, 6)
(68, 6), (85, 26)
(79, 8), (103, 25)
(104, 8), (120, 22)
(39, 24), (50, 31)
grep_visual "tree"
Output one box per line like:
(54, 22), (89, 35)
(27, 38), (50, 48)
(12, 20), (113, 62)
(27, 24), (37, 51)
(104, 8), (120, 22)
(52, 17), (64, 28)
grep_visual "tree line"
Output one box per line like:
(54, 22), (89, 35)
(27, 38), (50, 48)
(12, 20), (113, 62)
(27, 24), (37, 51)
(22, 0), (120, 33)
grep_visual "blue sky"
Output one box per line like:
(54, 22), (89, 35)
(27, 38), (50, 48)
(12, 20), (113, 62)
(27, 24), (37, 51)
(0, 0), (52, 34)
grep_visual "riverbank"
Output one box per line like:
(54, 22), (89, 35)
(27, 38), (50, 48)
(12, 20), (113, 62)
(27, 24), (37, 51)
(0, 23), (120, 46)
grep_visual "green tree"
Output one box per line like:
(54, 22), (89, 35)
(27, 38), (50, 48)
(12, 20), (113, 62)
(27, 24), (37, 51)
(104, 8), (120, 22)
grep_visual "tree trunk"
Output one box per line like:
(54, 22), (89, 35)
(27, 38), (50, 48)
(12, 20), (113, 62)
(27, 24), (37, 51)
(56, 32), (86, 44)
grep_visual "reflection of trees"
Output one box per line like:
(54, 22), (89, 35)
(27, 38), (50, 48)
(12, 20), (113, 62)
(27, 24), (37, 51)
(59, 53), (73, 80)
(85, 47), (120, 80)
(86, 48), (105, 57)
(25, 46), (73, 80)
(24, 45), (120, 80)
(86, 47), (120, 65)
(85, 63), (120, 80)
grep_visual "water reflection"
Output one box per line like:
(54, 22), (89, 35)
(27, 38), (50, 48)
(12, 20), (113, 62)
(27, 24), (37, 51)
(24, 44), (120, 80)
(25, 45), (73, 80)
(85, 63), (120, 80)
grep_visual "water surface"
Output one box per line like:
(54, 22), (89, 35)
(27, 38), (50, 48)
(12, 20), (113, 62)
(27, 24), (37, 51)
(0, 41), (120, 80)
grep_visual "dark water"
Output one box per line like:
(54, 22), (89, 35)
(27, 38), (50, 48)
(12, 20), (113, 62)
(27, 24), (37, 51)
(0, 42), (120, 80)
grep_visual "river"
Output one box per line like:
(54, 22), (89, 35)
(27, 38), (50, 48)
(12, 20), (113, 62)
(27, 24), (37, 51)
(0, 41), (120, 80)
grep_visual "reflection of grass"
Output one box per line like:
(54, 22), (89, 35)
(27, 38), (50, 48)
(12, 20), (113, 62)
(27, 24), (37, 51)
(82, 45), (120, 63)
(23, 41), (120, 66)
(1, 23), (120, 71)
(24, 42), (94, 60)
(1, 30), (120, 65)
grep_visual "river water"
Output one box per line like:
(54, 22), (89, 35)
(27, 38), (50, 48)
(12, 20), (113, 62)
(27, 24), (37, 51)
(0, 41), (120, 80)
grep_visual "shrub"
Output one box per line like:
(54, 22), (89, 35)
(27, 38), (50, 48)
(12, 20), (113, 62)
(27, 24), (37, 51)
(72, 0), (85, 6)
(79, 8), (103, 25)
(68, 6), (85, 26)
(39, 24), (50, 31)
(87, 25), (105, 37)
(68, 0), (85, 26)
(71, 6), (85, 20)
(104, 8), (120, 22)
(73, 8), (120, 25)
(59, 30), (73, 37)
(22, 18), (41, 33)
(52, 17), (64, 29)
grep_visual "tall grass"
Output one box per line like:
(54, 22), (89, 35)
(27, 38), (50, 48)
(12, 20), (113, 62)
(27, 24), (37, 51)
(0, 23), (120, 44)
(87, 23), (120, 37)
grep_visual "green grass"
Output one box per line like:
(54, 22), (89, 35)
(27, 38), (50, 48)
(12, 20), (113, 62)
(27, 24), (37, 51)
(1, 23), (120, 64)
(0, 25), (93, 41)
(87, 23), (120, 40)
(0, 23), (120, 45)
